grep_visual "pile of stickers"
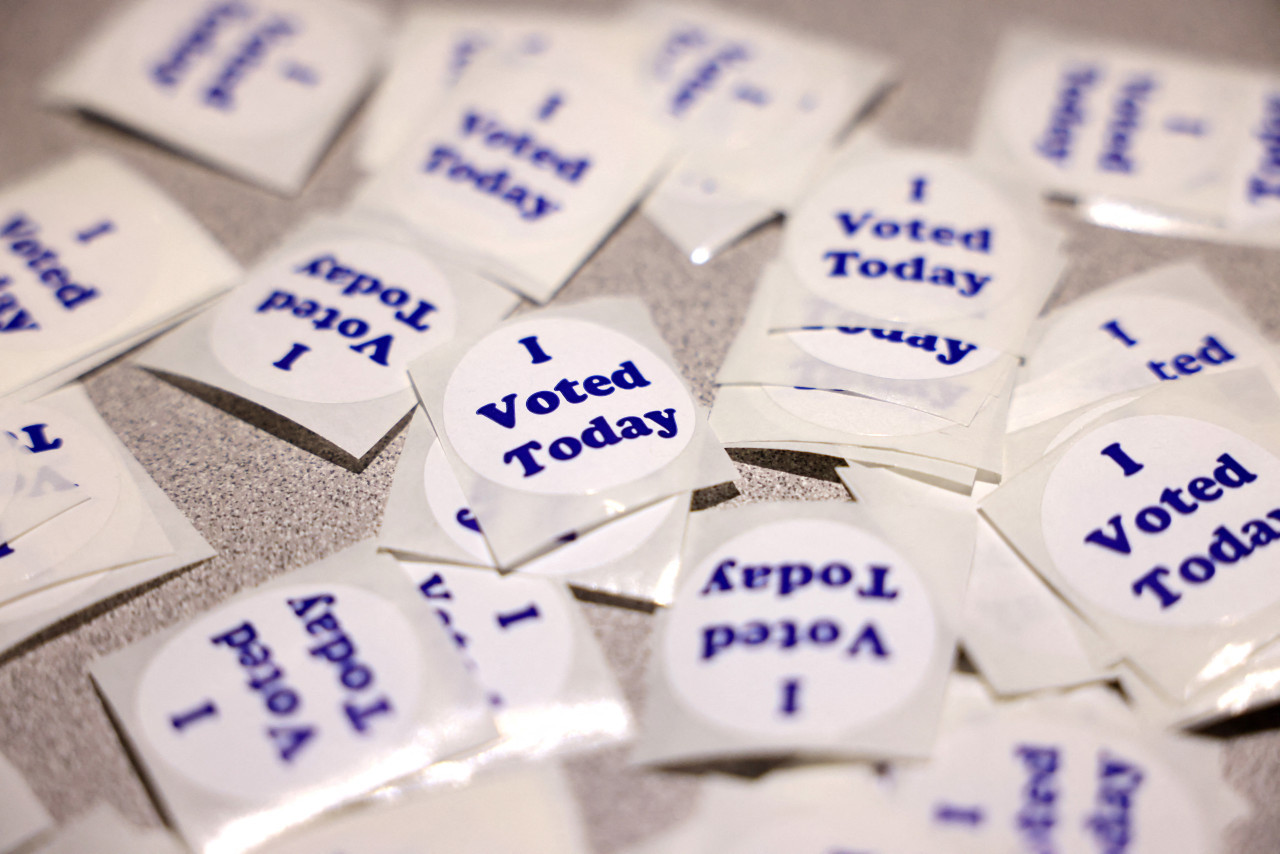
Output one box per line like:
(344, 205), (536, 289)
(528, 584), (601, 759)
(6, 0), (1280, 852)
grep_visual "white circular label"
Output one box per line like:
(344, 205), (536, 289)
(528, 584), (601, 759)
(405, 563), (574, 710)
(0, 405), (122, 575)
(788, 326), (1003, 381)
(128, 0), (364, 142)
(1042, 415), (1280, 626)
(784, 152), (1030, 324)
(211, 236), (457, 403)
(136, 583), (423, 802)
(442, 318), (695, 494)
(663, 518), (938, 735)
(916, 716), (1209, 854)
(764, 386), (949, 437)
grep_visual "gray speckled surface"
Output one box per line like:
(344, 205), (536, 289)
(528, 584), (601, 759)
(2, 0), (1280, 851)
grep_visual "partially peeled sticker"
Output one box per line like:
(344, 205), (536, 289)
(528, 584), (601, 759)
(354, 61), (675, 302)
(982, 370), (1280, 700)
(135, 215), (517, 458)
(409, 297), (735, 568)
(398, 561), (631, 781)
(634, 501), (960, 765)
(44, 0), (388, 194)
(888, 676), (1249, 854)
(718, 261), (1017, 426)
(630, 2), (895, 261)
(90, 541), (497, 854)
(1010, 262), (1280, 432)
(770, 140), (1066, 354)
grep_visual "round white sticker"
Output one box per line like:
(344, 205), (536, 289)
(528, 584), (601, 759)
(915, 716), (1209, 854)
(405, 563), (574, 710)
(442, 318), (696, 494)
(211, 236), (458, 403)
(127, 0), (364, 143)
(1042, 415), (1280, 626)
(663, 518), (938, 735)
(136, 583), (423, 802)
(784, 152), (1031, 324)
(764, 386), (949, 437)
(788, 325), (1003, 381)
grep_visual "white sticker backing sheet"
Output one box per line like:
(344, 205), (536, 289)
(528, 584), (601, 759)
(44, 0), (387, 195)
(888, 677), (1250, 854)
(356, 8), (618, 174)
(257, 762), (591, 854)
(982, 370), (1280, 701)
(410, 296), (735, 568)
(1009, 261), (1280, 433)
(27, 804), (185, 854)
(0, 385), (215, 655)
(134, 215), (518, 459)
(90, 541), (498, 854)
(634, 501), (961, 766)
(354, 56), (675, 303)
(0, 749), (52, 854)
(0, 385), (179, 608)
(396, 561), (630, 783)
(631, 2), (895, 262)
(0, 153), (240, 402)
(767, 139), (1067, 356)
(971, 29), (1280, 245)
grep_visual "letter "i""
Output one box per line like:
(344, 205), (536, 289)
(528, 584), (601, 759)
(76, 220), (115, 243)
(170, 700), (218, 731)
(517, 335), (552, 364)
(1100, 442), (1144, 476)
(779, 677), (801, 716)
(1100, 319), (1138, 347)
(495, 603), (540, 629)
(273, 342), (310, 371)
(909, 176), (928, 203)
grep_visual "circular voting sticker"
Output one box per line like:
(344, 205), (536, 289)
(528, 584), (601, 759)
(442, 318), (696, 495)
(784, 152), (1032, 324)
(122, 0), (367, 144)
(211, 236), (458, 403)
(1041, 415), (1280, 626)
(663, 518), (938, 736)
(136, 584), (424, 802)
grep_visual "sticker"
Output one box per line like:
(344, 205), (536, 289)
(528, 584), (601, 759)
(763, 386), (948, 437)
(442, 318), (696, 494)
(0, 176), (154, 352)
(663, 518), (937, 735)
(916, 716), (1211, 854)
(45, 0), (387, 193)
(784, 153), (1032, 324)
(406, 563), (574, 710)
(211, 236), (458, 403)
(1041, 414), (1280, 626)
(136, 583), (423, 801)
(0, 403), (122, 584)
(787, 325), (1004, 381)
(1027, 294), (1258, 385)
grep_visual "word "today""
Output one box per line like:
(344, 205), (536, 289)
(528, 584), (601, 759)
(809, 325), (981, 367)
